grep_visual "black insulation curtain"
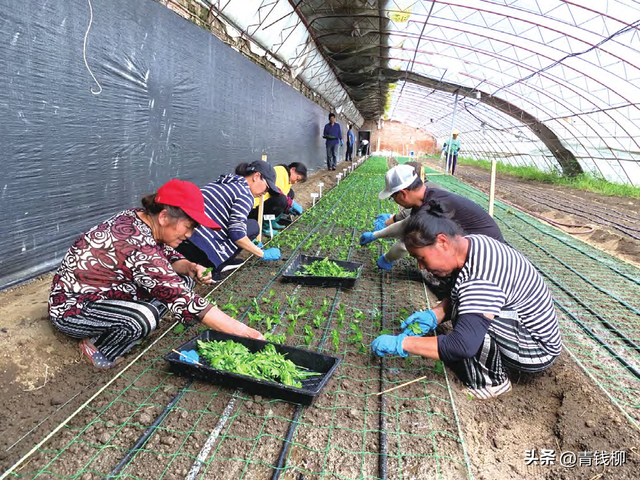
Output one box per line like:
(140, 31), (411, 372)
(0, 0), (350, 290)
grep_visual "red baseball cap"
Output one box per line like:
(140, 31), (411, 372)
(156, 179), (221, 230)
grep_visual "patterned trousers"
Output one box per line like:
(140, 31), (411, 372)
(51, 277), (194, 361)
(447, 311), (559, 389)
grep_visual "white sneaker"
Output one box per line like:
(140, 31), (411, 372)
(465, 378), (512, 400)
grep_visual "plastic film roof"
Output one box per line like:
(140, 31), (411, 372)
(205, 0), (640, 184)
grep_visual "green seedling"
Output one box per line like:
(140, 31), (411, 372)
(286, 295), (296, 310)
(172, 323), (186, 334)
(272, 301), (282, 315)
(407, 323), (423, 335)
(312, 312), (324, 328)
(434, 360), (444, 374)
(295, 258), (357, 278)
(202, 267), (214, 277)
(247, 311), (262, 327)
(353, 310), (365, 322)
(197, 340), (318, 388)
(331, 330), (340, 352)
(303, 325), (315, 346)
(379, 328), (393, 336)
(264, 332), (287, 344)
(357, 343), (368, 355)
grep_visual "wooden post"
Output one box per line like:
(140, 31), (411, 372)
(256, 154), (267, 243)
(488, 159), (497, 217)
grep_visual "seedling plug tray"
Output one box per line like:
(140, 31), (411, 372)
(165, 330), (341, 405)
(282, 254), (363, 288)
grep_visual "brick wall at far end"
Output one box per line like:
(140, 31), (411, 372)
(360, 120), (437, 156)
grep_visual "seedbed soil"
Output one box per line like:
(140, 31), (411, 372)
(2, 156), (640, 480)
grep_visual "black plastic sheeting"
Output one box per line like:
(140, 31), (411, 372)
(0, 0), (352, 291)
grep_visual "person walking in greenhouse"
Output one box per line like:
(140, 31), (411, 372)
(371, 206), (562, 399)
(248, 162), (308, 237)
(443, 130), (461, 175)
(360, 164), (504, 298)
(177, 161), (282, 281)
(48, 179), (264, 370)
(346, 124), (355, 161)
(322, 112), (343, 170)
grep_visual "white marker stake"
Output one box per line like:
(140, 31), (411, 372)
(343, 168), (348, 177)
(264, 214), (276, 238)
(336, 173), (342, 185)
(310, 193), (319, 207)
(318, 182), (324, 198)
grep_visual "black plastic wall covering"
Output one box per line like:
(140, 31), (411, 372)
(0, 0), (350, 291)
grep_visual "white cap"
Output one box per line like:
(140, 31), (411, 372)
(378, 165), (418, 200)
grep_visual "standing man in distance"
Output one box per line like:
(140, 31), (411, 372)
(346, 124), (355, 162)
(322, 113), (342, 171)
(443, 130), (461, 175)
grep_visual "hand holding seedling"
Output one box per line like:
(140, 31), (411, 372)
(401, 310), (438, 336)
(197, 266), (214, 284)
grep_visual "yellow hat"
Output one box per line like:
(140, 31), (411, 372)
(452, 130), (459, 135)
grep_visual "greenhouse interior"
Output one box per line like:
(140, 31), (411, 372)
(1, 0), (639, 479)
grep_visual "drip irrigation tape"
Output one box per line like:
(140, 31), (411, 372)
(377, 244), (391, 480)
(106, 379), (194, 479)
(271, 228), (358, 478)
(184, 396), (238, 480)
(271, 405), (302, 480)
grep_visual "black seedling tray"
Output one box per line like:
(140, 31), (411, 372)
(281, 254), (363, 288)
(165, 330), (341, 405)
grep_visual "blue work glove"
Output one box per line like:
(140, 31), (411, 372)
(359, 232), (377, 245)
(401, 310), (438, 337)
(371, 333), (409, 358)
(373, 213), (392, 232)
(377, 254), (394, 271)
(253, 239), (264, 248)
(340, 141), (344, 147)
(290, 201), (303, 216)
(261, 247), (281, 261)
(179, 350), (200, 365)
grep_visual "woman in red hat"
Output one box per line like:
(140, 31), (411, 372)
(48, 179), (263, 369)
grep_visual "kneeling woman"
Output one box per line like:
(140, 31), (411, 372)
(371, 205), (562, 399)
(49, 179), (263, 369)
(248, 162), (308, 235)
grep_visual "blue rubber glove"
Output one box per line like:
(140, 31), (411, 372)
(371, 333), (409, 358)
(377, 254), (394, 271)
(261, 248), (281, 261)
(290, 201), (303, 215)
(179, 350), (200, 365)
(359, 232), (376, 245)
(373, 213), (392, 232)
(340, 141), (344, 147)
(253, 239), (264, 248)
(401, 310), (438, 336)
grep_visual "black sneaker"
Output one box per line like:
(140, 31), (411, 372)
(219, 258), (246, 273)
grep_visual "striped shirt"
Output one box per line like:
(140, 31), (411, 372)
(189, 174), (254, 267)
(451, 235), (562, 356)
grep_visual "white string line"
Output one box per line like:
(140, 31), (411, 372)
(83, 0), (102, 95)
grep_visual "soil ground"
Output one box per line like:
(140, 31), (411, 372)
(1, 155), (639, 478)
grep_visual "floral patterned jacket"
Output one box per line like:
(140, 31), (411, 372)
(49, 209), (210, 323)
